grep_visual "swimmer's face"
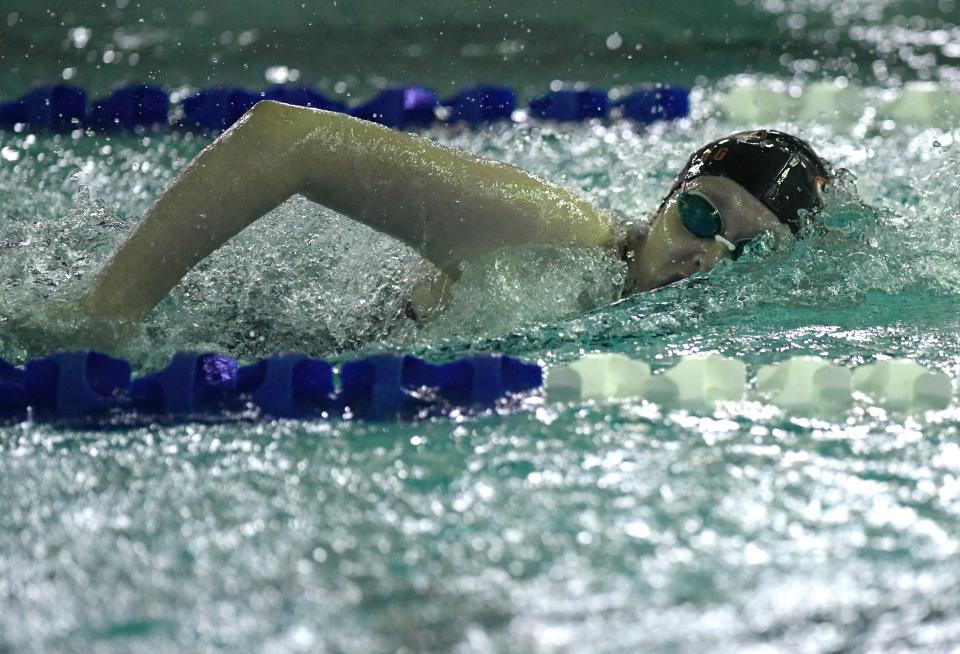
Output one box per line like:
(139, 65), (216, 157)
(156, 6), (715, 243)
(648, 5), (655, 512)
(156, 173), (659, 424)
(625, 175), (789, 293)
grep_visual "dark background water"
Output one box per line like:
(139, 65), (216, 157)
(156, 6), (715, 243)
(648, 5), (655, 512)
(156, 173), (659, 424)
(2, 0), (960, 98)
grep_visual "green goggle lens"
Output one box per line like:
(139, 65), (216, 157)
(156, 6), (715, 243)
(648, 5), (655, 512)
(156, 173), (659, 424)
(676, 192), (722, 238)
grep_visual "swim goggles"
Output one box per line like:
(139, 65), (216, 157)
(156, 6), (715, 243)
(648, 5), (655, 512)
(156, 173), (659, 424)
(675, 191), (752, 260)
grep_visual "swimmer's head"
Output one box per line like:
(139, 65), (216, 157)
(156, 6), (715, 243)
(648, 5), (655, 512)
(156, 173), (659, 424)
(624, 129), (831, 294)
(662, 129), (831, 234)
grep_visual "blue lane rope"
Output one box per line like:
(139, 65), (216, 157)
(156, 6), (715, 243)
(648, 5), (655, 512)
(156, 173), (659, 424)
(0, 83), (689, 133)
(0, 351), (544, 426)
(528, 89), (610, 122)
(6, 349), (951, 426)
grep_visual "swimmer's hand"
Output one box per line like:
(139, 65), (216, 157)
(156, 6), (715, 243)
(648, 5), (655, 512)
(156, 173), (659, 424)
(407, 269), (455, 322)
(1, 297), (137, 358)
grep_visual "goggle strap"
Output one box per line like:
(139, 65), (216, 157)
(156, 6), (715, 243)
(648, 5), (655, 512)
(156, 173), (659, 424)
(714, 234), (736, 251)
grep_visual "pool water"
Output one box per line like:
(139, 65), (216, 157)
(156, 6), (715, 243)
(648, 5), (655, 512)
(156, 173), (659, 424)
(5, 1), (960, 652)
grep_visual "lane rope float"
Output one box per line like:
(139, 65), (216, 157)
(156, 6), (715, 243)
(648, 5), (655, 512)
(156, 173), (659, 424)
(0, 351), (954, 427)
(0, 83), (690, 134)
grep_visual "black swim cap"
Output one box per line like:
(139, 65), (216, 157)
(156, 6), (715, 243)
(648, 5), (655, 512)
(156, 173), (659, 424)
(665, 129), (831, 233)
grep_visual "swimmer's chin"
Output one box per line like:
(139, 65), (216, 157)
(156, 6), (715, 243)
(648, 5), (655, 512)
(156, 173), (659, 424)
(625, 272), (690, 295)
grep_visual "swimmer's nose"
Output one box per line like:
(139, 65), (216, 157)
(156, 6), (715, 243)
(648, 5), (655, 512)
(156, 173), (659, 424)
(689, 248), (727, 274)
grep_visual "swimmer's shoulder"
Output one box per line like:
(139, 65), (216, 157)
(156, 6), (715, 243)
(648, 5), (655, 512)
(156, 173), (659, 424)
(603, 208), (649, 258)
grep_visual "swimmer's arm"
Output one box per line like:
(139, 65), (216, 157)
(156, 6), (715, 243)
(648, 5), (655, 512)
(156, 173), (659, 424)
(80, 100), (617, 324)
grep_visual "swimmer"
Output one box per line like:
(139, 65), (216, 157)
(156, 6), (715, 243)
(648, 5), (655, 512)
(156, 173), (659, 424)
(78, 101), (831, 331)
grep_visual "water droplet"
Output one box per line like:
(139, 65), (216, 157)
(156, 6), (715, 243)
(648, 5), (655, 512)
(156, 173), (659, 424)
(605, 32), (623, 50)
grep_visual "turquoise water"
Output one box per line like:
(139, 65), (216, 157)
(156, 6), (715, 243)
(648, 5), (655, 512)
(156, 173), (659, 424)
(5, 1), (960, 653)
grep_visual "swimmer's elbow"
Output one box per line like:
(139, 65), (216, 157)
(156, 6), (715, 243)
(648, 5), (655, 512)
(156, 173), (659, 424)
(239, 99), (301, 128)
(239, 99), (334, 134)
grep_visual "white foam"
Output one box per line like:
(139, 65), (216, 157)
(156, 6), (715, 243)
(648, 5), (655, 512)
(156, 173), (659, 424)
(719, 81), (960, 127)
(721, 84), (790, 123)
(796, 80), (865, 124)
(852, 358), (952, 411)
(545, 353), (650, 401)
(545, 354), (954, 414)
(877, 81), (960, 127)
(755, 356), (852, 413)
(643, 354), (746, 409)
